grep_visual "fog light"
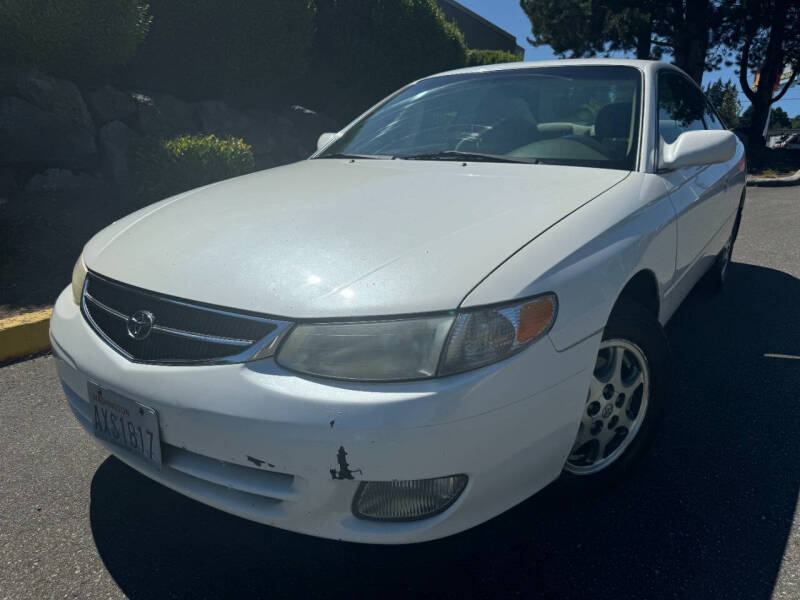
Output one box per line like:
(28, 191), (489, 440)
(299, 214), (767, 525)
(352, 475), (468, 522)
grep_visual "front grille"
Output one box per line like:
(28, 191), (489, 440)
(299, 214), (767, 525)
(82, 272), (288, 364)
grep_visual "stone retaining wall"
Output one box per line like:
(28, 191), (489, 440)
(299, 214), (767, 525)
(0, 66), (338, 200)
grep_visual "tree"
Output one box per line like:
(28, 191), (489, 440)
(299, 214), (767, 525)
(770, 106), (792, 128)
(519, 0), (726, 83)
(310, 0), (467, 122)
(0, 0), (151, 81)
(704, 78), (742, 127)
(740, 105), (792, 130)
(792, 114), (800, 129)
(126, 0), (317, 104)
(722, 0), (800, 147)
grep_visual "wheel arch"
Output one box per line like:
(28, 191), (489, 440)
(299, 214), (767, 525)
(610, 269), (661, 321)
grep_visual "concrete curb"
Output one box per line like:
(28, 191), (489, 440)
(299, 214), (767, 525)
(0, 309), (52, 363)
(747, 168), (800, 186)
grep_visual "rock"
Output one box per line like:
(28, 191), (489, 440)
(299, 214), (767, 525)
(196, 101), (279, 162)
(99, 120), (140, 192)
(281, 105), (339, 155)
(0, 66), (93, 132)
(151, 92), (197, 135)
(132, 91), (196, 136)
(25, 168), (103, 193)
(0, 67), (96, 168)
(194, 101), (332, 166)
(270, 115), (307, 164)
(195, 100), (240, 133)
(130, 92), (156, 133)
(0, 167), (17, 195)
(0, 97), (97, 167)
(85, 85), (136, 125)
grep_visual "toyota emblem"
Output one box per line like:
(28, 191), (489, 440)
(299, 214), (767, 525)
(127, 310), (155, 340)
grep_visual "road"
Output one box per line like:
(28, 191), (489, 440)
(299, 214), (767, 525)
(1, 185), (799, 600)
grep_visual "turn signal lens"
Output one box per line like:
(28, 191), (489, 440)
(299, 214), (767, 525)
(517, 295), (557, 343)
(352, 475), (468, 522)
(439, 294), (557, 375)
(71, 254), (88, 305)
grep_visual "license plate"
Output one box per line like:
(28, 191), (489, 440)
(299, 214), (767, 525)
(88, 382), (162, 468)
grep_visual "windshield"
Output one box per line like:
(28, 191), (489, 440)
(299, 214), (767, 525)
(318, 65), (642, 170)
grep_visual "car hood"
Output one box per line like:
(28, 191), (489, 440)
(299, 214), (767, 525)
(85, 159), (628, 318)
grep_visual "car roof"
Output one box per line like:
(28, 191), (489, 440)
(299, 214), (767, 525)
(424, 58), (684, 81)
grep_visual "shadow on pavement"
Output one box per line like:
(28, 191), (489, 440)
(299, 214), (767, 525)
(89, 262), (800, 599)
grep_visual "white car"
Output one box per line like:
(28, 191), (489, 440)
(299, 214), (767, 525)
(51, 59), (745, 544)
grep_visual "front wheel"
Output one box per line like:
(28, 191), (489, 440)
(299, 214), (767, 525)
(559, 300), (671, 494)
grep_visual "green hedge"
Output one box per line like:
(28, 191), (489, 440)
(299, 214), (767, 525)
(126, 0), (316, 106)
(129, 0), (467, 119)
(133, 134), (255, 200)
(466, 49), (520, 67)
(309, 0), (468, 122)
(2, 0), (486, 128)
(0, 0), (151, 80)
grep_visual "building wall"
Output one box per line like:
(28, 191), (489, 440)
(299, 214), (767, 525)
(435, 0), (524, 56)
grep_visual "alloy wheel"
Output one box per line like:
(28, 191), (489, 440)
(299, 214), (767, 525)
(565, 339), (650, 475)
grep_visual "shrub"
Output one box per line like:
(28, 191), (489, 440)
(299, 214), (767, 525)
(125, 0), (316, 106)
(133, 134), (255, 200)
(0, 0), (151, 80)
(745, 146), (800, 175)
(466, 49), (520, 67)
(309, 0), (468, 122)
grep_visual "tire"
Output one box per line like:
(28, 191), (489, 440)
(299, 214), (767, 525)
(707, 189), (746, 292)
(557, 299), (671, 496)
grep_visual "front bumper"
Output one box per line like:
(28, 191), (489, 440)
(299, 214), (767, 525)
(50, 287), (599, 543)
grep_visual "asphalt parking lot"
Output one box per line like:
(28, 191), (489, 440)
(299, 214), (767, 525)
(1, 185), (799, 600)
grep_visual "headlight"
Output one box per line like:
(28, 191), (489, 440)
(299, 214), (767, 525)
(275, 293), (557, 381)
(71, 254), (88, 305)
(275, 315), (455, 381)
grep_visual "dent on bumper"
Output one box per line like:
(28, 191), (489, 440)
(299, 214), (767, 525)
(50, 287), (599, 543)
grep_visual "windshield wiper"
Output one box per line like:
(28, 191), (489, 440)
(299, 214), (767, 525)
(396, 150), (540, 164)
(316, 153), (393, 160)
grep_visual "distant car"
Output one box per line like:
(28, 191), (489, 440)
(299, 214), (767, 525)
(51, 59), (745, 544)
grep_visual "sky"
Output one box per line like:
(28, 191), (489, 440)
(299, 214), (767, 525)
(456, 0), (800, 118)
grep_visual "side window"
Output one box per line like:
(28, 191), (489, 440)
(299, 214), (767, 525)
(657, 72), (705, 143)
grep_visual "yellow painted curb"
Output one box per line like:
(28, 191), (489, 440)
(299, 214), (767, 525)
(0, 308), (53, 362)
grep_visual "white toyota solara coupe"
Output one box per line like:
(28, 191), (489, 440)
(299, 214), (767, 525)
(51, 59), (746, 544)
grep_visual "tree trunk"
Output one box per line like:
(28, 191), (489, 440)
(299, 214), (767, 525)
(672, 0), (710, 83)
(748, 95), (773, 149)
(746, 0), (788, 149)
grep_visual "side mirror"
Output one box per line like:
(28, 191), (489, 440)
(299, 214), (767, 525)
(317, 132), (339, 151)
(659, 130), (737, 170)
